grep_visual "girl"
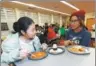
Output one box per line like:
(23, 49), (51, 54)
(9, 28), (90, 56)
(65, 10), (91, 47)
(1, 17), (44, 63)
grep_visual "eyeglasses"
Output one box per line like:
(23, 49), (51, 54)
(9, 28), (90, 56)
(70, 19), (79, 23)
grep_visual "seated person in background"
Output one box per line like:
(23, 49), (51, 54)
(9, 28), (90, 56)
(58, 25), (66, 39)
(47, 24), (56, 41)
(52, 24), (59, 34)
(1, 17), (43, 63)
(43, 23), (49, 43)
(35, 24), (40, 33)
(64, 10), (91, 47)
(35, 24), (45, 44)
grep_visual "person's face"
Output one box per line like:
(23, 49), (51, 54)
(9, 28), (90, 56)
(22, 23), (36, 40)
(70, 16), (80, 30)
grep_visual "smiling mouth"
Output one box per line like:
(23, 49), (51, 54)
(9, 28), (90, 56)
(29, 38), (34, 40)
(70, 25), (74, 28)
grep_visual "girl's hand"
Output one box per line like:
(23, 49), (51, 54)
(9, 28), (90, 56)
(64, 40), (74, 46)
(41, 43), (48, 51)
(20, 49), (28, 59)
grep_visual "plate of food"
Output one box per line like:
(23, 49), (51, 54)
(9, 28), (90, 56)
(67, 45), (90, 55)
(28, 51), (48, 60)
(48, 44), (65, 55)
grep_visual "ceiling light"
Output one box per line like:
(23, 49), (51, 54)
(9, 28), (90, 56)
(60, 1), (80, 11)
(11, 1), (70, 15)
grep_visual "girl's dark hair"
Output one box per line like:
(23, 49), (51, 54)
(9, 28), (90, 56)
(13, 16), (34, 35)
(13, 22), (19, 32)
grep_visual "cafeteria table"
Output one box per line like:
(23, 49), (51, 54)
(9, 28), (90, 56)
(1, 47), (95, 66)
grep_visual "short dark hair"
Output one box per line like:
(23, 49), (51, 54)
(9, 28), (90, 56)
(70, 15), (85, 21)
(13, 16), (34, 35)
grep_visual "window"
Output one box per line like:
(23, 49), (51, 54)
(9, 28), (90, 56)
(1, 23), (9, 31)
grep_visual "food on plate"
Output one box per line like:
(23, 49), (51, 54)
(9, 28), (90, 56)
(68, 46), (85, 53)
(30, 52), (46, 59)
(50, 48), (63, 53)
(52, 44), (58, 50)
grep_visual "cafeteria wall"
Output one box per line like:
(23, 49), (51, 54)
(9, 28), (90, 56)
(1, 7), (94, 37)
(85, 12), (95, 25)
(1, 7), (68, 37)
(85, 12), (95, 31)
